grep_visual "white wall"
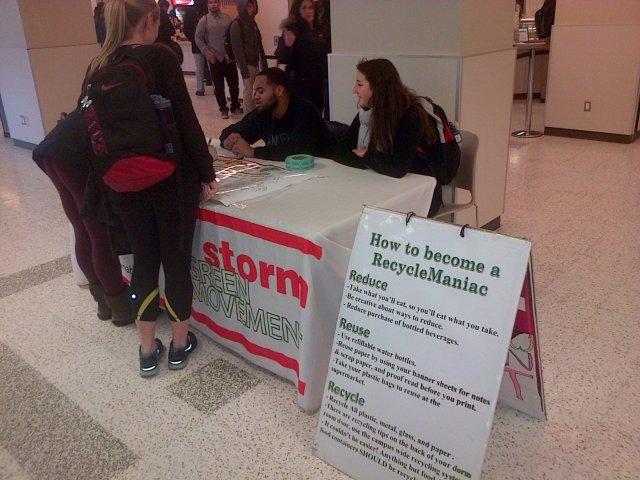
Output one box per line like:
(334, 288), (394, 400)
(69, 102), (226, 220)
(18, 0), (96, 49)
(332, 0), (464, 55)
(30, 44), (101, 132)
(0, 48), (45, 144)
(461, 0), (516, 55)
(545, 25), (640, 135)
(255, 0), (289, 57)
(0, 0), (99, 143)
(0, 0), (27, 48)
(545, 1), (640, 136)
(459, 50), (516, 227)
(556, 0), (640, 25)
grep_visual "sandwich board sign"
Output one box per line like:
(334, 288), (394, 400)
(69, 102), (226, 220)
(498, 262), (546, 420)
(313, 207), (531, 480)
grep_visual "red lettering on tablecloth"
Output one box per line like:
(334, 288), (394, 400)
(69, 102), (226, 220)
(203, 241), (309, 308)
(198, 209), (323, 260)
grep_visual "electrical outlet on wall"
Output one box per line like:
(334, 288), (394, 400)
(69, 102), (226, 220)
(584, 101), (592, 112)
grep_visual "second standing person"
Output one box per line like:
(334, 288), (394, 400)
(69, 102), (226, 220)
(182, 0), (210, 96)
(195, 0), (242, 119)
(276, 0), (330, 115)
(230, 0), (267, 114)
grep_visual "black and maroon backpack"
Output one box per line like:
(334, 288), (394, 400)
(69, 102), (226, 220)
(79, 55), (177, 192)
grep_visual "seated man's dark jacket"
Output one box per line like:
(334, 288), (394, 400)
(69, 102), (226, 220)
(219, 94), (328, 160)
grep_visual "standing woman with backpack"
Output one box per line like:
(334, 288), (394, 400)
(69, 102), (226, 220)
(90, 0), (218, 376)
(331, 58), (443, 217)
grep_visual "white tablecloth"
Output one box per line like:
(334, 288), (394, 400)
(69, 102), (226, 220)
(188, 157), (436, 411)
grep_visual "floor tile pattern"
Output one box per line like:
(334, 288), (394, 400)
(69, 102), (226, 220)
(0, 255), (71, 298)
(167, 358), (262, 414)
(0, 342), (138, 480)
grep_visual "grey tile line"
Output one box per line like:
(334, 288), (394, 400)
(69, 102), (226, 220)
(0, 341), (138, 480)
(0, 255), (72, 299)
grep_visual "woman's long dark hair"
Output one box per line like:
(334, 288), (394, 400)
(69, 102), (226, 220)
(287, 0), (321, 30)
(357, 58), (438, 153)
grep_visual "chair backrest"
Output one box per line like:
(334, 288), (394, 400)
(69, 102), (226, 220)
(450, 130), (479, 195)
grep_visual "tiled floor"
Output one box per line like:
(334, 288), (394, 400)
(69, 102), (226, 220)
(1, 76), (639, 479)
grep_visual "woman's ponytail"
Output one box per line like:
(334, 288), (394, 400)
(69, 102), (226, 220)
(88, 0), (157, 75)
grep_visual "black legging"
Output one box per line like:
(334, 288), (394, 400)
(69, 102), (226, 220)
(110, 175), (200, 322)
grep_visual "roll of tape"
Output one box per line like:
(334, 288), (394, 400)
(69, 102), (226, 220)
(285, 154), (315, 171)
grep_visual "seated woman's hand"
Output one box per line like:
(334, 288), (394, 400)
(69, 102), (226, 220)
(352, 147), (368, 158)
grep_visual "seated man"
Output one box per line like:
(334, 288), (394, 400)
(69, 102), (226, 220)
(219, 67), (328, 160)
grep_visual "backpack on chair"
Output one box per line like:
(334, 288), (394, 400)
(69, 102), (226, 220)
(418, 96), (462, 186)
(79, 55), (178, 192)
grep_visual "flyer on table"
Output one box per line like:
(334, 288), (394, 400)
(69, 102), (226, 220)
(314, 207), (531, 480)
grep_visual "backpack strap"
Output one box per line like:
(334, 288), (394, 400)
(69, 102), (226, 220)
(120, 49), (156, 92)
(419, 97), (446, 144)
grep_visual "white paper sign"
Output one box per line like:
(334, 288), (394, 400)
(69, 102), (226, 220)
(314, 207), (531, 480)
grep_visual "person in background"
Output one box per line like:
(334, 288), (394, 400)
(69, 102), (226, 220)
(316, 0), (331, 119)
(93, 1), (106, 46)
(535, 0), (555, 102)
(156, 0), (176, 45)
(90, 0), (218, 376)
(536, 0), (556, 40)
(275, 0), (330, 115)
(167, 3), (182, 31)
(32, 109), (134, 327)
(331, 58), (442, 217)
(182, 0), (210, 96)
(230, 0), (267, 113)
(195, 0), (242, 119)
(219, 67), (327, 160)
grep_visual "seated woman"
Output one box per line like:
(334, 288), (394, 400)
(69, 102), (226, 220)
(331, 58), (442, 216)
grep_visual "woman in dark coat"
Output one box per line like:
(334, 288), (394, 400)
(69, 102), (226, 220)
(276, 0), (330, 114)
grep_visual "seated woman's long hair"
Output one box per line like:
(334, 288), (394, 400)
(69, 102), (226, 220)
(356, 58), (438, 153)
